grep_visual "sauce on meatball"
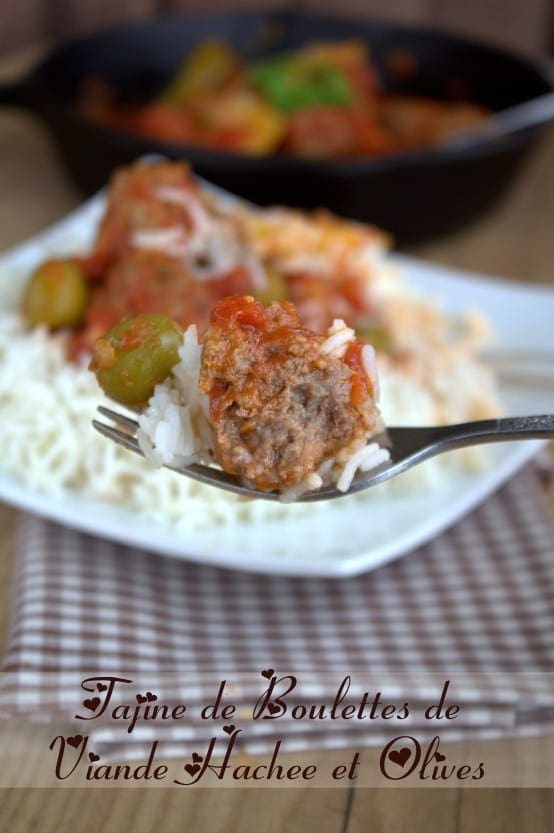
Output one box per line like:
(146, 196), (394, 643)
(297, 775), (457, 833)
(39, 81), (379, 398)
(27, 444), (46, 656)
(200, 295), (382, 492)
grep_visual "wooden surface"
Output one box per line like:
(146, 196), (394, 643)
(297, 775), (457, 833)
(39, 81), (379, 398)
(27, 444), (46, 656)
(1, 0), (552, 55)
(0, 46), (553, 833)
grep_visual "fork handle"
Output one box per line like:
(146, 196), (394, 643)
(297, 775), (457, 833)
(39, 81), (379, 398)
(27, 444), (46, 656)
(432, 414), (554, 450)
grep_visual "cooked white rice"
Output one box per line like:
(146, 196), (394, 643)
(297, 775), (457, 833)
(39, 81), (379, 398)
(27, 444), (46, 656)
(0, 300), (497, 531)
(319, 319), (357, 358)
(137, 325), (212, 469)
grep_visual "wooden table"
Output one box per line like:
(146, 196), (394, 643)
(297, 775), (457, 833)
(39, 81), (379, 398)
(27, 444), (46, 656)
(0, 46), (553, 833)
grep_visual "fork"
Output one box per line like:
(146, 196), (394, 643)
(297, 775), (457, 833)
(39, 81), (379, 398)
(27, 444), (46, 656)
(93, 407), (554, 502)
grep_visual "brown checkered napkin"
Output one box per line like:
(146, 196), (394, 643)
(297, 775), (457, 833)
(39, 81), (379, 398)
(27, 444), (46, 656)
(0, 464), (553, 759)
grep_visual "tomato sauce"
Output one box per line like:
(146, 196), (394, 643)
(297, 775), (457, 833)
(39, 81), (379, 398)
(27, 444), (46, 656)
(200, 296), (381, 491)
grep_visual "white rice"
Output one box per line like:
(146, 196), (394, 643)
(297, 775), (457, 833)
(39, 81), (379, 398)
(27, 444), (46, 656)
(131, 227), (189, 260)
(319, 319), (357, 359)
(137, 325), (212, 468)
(361, 344), (380, 401)
(0, 300), (497, 531)
(335, 443), (390, 493)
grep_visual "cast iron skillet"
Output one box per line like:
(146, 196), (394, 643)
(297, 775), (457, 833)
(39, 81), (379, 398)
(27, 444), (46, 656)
(1, 12), (552, 244)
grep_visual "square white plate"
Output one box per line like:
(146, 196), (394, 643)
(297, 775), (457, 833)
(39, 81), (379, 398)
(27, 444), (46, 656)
(0, 194), (552, 577)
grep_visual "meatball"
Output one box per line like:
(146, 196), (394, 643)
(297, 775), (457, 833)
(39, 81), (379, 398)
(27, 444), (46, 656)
(91, 161), (200, 272)
(79, 250), (255, 352)
(200, 296), (382, 492)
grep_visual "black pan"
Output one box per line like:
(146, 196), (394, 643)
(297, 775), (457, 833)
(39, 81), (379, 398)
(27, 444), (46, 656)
(1, 12), (552, 245)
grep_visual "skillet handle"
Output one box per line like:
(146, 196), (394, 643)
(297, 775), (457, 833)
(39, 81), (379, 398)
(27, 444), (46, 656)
(446, 92), (554, 151)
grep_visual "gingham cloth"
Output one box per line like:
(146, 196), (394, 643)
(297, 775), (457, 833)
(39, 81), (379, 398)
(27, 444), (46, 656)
(1, 464), (553, 759)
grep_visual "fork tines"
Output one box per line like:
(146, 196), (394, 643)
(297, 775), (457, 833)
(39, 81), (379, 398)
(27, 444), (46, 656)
(93, 407), (143, 457)
(97, 405), (140, 431)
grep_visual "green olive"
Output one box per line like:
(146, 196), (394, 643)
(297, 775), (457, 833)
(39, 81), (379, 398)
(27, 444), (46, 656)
(253, 269), (288, 305)
(90, 314), (183, 406)
(355, 325), (392, 352)
(23, 259), (89, 329)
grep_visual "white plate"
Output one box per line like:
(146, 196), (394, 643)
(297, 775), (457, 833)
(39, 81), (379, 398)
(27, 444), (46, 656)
(0, 195), (552, 577)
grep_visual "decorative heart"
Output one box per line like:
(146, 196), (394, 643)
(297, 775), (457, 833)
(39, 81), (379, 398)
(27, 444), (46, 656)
(389, 747), (411, 767)
(66, 735), (83, 749)
(267, 702), (281, 716)
(261, 669), (274, 679)
(223, 725), (235, 735)
(136, 694), (147, 704)
(435, 751), (446, 762)
(88, 752), (100, 763)
(185, 763), (200, 777)
(96, 683), (107, 692)
(192, 752), (203, 764)
(146, 692), (157, 702)
(83, 697), (100, 712)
